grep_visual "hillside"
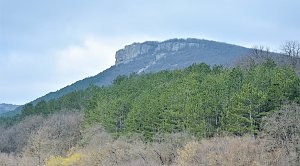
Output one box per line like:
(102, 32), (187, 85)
(19, 61), (300, 137)
(32, 38), (251, 104)
(2, 61), (300, 165)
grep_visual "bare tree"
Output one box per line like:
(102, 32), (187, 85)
(22, 112), (83, 165)
(0, 116), (44, 154)
(262, 103), (300, 165)
(234, 45), (272, 69)
(251, 45), (271, 60)
(281, 40), (300, 68)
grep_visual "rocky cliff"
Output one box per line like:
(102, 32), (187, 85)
(115, 38), (247, 66)
(115, 41), (158, 65)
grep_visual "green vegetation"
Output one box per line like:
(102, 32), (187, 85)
(84, 61), (300, 139)
(4, 60), (298, 141)
(1, 60), (300, 165)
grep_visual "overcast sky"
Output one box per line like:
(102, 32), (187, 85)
(0, 0), (299, 104)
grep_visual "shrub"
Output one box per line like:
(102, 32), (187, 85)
(262, 103), (300, 165)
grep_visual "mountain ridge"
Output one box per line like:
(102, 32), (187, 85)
(28, 38), (251, 105)
(115, 38), (248, 65)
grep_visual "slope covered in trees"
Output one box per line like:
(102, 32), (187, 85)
(7, 60), (299, 140)
(84, 61), (300, 139)
(1, 60), (300, 165)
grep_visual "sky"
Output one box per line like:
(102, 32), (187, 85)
(0, 0), (299, 105)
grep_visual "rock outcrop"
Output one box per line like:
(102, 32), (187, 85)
(115, 38), (237, 65)
(115, 41), (158, 65)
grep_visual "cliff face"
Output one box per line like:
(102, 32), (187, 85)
(115, 42), (158, 65)
(115, 39), (212, 65)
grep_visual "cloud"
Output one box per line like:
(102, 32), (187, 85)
(0, 52), (55, 104)
(53, 35), (164, 81)
(54, 37), (116, 81)
(0, 35), (162, 104)
(0, 37), (118, 104)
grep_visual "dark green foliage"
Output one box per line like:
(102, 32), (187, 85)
(4, 62), (299, 140)
(19, 86), (100, 118)
(83, 62), (300, 139)
(0, 115), (22, 128)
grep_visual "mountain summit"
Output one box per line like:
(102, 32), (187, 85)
(33, 38), (251, 103)
(115, 38), (249, 69)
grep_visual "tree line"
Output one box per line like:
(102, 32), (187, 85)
(0, 60), (297, 140)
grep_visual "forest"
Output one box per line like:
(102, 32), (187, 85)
(1, 48), (300, 165)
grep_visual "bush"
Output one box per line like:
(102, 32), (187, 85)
(0, 115), (44, 154)
(22, 112), (83, 165)
(262, 103), (300, 165)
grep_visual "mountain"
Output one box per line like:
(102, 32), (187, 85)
(32, 38), (251, 104)
(0, 103), (19, 116)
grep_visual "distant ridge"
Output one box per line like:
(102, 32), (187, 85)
(0, 103), (20, 117)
